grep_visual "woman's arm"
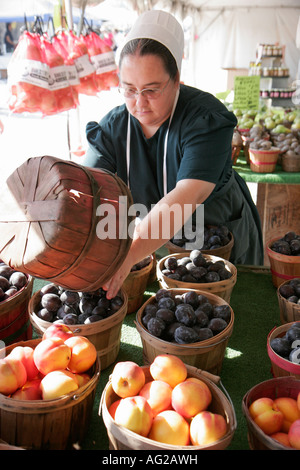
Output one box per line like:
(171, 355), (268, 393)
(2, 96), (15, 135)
(102, 178), (215, 298)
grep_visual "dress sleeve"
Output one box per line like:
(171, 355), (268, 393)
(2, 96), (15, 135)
(176, 107), (237, 185)
(84, 120), (117, 173)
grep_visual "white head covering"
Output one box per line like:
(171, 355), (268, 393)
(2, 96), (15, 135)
(119, 10), (184, 73)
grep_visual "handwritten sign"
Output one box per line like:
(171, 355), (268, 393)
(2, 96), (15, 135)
(233, 75), (260, 109)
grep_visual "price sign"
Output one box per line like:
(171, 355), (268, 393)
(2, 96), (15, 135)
(233, 75), (260, 109)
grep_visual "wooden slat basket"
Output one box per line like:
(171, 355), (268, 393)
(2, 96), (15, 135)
(0, 339), (100, 450)
(0, 156), (134, 292)
(0, 274), (33, 345)
(29, 288), (128, 370)
(249, 147), (280, 173)
(267, 237), (300, 288)
(242, 377), (300, 450)
(135, 288), (234, 375)
(267, 321), (300, 380)
(277, 280), (300, 324)
(122, 255), (154, 314)
(100, 364), (236, 451)
(157, 253), (237, 303)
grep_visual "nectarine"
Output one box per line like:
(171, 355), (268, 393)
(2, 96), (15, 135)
(139, 380), (172, 417)
(274, 397), (300, 432)
(65, 336), (97, 373)
(111, 361), (145, 398)
(108, 398), (121, 419)
(0, 356), (27, 395)
(11, 378), (42, 400)
(172, 379), (212, 419)
(190, 411), (227, 446)
(270, 432), (291, 448)
(41, 369), (79, 400)
(9, 346), (39, 380)
(33, 337), (71, 375)
(249, 397), (283, 435)
(149, 354), (187, 388)
(288, 419), (300, 449)
(148, 410), (190, 446)
(114, 395), (153, 437)
(42, 323), (74, 342)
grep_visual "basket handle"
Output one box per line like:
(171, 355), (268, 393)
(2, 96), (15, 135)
(185, 364), (221, 384)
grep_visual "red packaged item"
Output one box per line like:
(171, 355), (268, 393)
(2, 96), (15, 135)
(7, 31), (57, 115)
(66, 30), (98, 96)
(52, 31), (79, 104)
(40, 35), (78, 113)
(83, 31), (119, 91)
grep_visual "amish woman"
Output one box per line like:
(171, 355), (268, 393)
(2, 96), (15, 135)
(84, 10), (263, 298)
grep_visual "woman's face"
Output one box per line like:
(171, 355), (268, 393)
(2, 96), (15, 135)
(119, 53), (179, 135)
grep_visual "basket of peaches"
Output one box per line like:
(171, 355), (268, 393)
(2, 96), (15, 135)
(100, 354), (236, 450)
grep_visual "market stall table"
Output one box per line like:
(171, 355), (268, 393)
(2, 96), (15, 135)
(234, 155), (300, 265)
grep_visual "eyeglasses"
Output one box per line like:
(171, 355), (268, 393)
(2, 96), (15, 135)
(118, 78), (171, 100)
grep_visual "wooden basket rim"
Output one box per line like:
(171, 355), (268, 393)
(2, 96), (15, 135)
(267, 237), (300, 263)
(165, 230), (234, 255)
(0, 275), (33, 315)
(267, 321), (300, 375)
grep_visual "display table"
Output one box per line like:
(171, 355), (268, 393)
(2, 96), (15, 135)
(234, 155), (300, 265)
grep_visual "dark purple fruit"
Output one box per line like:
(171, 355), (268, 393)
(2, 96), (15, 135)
(164, 257), (178, 271)
(157, 296), (176, 310)
(270, 337), (291, 357)
(9, 272), (27, 289)
(182, 290), (199, 308)
(37, 308), (54, 322)
(0, 265), (15, 279)
(194, 327), (213, 341)
(164, 321), (182, 341)
(3, 287), (18, 299)
(279, 284), (296, 299)
(285, 326), (300, 343)
(144, 303), (158, 316)
(155, 289), (171, 302)
(41, 293), (62, 312)
(205, 271), (220, 283)
(212, 305), (231, 323)
(110, 296), (123, 313)
(63, 313), (78, 325)
(147, 317), (166, 337)
(156, 308), (176, 324)
(84, 314), (103, 324)
(175, 303), (196, 326)
(208, 317), (228, 334)
(194, 308), (209, 327)
(174, 325), (199, 344)
(60, 290), (80, 306)
(78, 312), (91, 324)
(41, 283), (60, 295)
(0, 276), (10, 291)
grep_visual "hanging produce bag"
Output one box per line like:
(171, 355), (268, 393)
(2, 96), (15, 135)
(7, 31), (58, 115)
(65, 30), (98, 96)
(40, 34), (78, 113)
(82, 30), (119, 91)
(52, 30), (79, 104)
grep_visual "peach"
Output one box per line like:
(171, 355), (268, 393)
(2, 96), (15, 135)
(42, 323), (74, 342)
(297, 392), (300, 412)
(274, 397), (300, 432)
(270, 432), (291, 448)
(0, 356), (27, 395)
(139, 380), (172, 417)
(41, 369), (79, 400)
(33, 337), (71, 375)
(288, 419), (300, 449)
(65, 336), (97, 374)
(171, 379), (212, 419)
(149, 354), (187, 388)
(111, 361), (145, 398)
(148, 410), (190, 446)
(11, 378), (42, 400)
(114, 395), (153, 437)
(185, 377), (212, 400)
(9, 346), (39, 380)
(249, 397), (284, 435)
(76, 372), (91, 388)
(108, 399), (121, 419)
(190, 411), (227, 446)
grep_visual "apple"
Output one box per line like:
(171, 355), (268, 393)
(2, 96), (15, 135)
(40, 369), (79, 400)
(33, 337), (71, 375)
(249, 397), (284, 435)
(65, 336), (97, 374)
(8, 346), (39, 380)
(11, 378), (42, 400)
(0, 356), (27, 395)
(114, 395), (153, 437)
(288, 419), (300, 449)
(149, 354), (187, 388)
(108, 398), (121, 419)
(270, 432), (291, 447)
(171, 379), (212, 419)
(148, 410), (190, 446)
(139, 380), (172, 417)
(111, 361), (145, 398)
(42, 323), (74, 342)
(274, 397), (300, 432)
(190, 411), (227, 446)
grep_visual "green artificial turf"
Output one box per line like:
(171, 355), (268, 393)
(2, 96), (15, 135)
(32, 264), (281, 451)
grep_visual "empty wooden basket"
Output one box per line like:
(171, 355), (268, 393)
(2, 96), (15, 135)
(0, 156), (134, 292)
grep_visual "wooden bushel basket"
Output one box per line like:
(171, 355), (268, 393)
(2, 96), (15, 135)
(277, 280), (300, 324)
(0, 339), (100, 450)
(123, 255), (154, 314)
(135, 288), (234, 375)
(100, 364), (236, 451)
(157, 253), (237, 303)
(0, 275), (33, 345)
(267, 321), (300, 380)
(249, 148), (280, 173)
(242, 376), (300, 450)
(29, 288), (128, 370)
(0, 156), (134, 292)
(267, 237), (300, 288)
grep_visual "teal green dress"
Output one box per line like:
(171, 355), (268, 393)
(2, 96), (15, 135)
(85, 84), (263, 265)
